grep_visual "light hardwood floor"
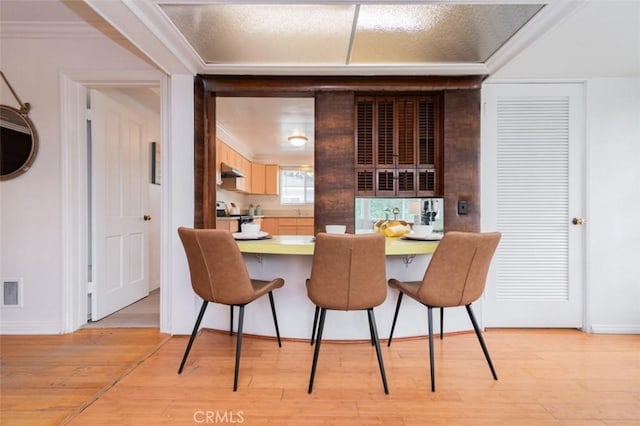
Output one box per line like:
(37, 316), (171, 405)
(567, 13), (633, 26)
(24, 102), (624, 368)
(83, 289), (160, 328)
(1, 328), (638, 425)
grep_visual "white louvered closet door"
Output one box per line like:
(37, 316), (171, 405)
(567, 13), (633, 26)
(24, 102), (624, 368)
(482, 83), (585, 327)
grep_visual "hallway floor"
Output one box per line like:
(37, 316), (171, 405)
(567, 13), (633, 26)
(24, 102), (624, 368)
(83, 289), (159, 328)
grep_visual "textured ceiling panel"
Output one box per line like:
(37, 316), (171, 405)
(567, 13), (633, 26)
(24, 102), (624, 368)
(351, 4), (544, 64)
(160, 3), (543, 67)
(161, 4), (356, 65)
(217, 97), (315, 157)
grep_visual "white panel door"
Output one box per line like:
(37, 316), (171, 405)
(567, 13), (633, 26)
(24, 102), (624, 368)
(91, 89), (149, 320)
(482, 83), (585, 327)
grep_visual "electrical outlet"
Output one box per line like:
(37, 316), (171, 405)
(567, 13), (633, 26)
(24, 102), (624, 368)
(458, 200), (468, 215)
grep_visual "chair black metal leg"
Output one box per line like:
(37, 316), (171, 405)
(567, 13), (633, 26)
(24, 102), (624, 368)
(178, 300), (208, 374)
(368, 311), (375, 346)
(229, 305), (234, 336)
(308, 308), (326, 393)
(440, 307), (444, 340)
(368, 308), (389, 394)
(310, 305), (319, 345)
(233, 305), (245, 391)
(427, 306), (435, 392)
(387, 292), (404, 346)
(268, 291), (282, 347)
(465, 304), (498, 381)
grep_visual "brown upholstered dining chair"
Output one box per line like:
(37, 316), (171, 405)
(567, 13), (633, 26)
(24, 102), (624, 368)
(177, 227), (284, 391)
(387, 231), (501, 392)
(306, 232), (389, 394)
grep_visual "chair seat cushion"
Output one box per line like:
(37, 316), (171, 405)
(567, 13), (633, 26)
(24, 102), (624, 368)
(388, 279), (422, 302)
(250, 278), (285, 301)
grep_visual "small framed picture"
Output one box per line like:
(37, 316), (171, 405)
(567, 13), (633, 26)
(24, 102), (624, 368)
(150, 142), (161, 185)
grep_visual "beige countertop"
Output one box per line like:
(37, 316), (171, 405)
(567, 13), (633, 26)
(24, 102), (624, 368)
(236, 235), (438, 256)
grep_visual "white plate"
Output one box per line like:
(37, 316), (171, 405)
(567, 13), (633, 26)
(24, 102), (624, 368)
(233, 231), (270, 240)
(402, 233), (443, 241)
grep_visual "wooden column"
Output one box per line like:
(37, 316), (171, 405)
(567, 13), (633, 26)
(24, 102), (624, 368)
(443, 89), (481, 232)
(194, 77), (217, 229)
(314, 91), (356, 234)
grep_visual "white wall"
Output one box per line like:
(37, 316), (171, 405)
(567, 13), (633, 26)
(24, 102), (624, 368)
(586, 78), (640, 333)
(2, 0), (637, 335)
(0, 33), (160, 333)
(485, 1), (640, 333)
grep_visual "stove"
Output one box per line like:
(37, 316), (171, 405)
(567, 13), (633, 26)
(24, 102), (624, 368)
(216, 202), (255, 232)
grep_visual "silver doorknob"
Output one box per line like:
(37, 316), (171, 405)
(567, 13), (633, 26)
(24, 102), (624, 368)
(144, 215), (152, 221)
(572, 217), (585, 225)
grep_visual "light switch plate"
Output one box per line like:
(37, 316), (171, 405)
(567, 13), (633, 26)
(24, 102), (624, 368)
(458, 200), (468, 215)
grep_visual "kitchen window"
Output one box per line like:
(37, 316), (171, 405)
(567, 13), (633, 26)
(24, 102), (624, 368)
(280, 167), (314, 204)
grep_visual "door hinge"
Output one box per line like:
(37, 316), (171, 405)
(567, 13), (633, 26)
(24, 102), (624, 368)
(87, 281), (95, 295)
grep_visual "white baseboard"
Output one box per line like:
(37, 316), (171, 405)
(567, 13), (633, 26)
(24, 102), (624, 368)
(0, 321), (62, 334)
(589, 324), (640, 334)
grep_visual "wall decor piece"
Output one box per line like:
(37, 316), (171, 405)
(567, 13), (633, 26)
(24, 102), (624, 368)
(1, 71), (39, 181)
(151, 141), (161, 185)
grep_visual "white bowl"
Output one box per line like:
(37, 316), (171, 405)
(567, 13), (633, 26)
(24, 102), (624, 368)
(241, 223), (261, 235)
(325, 225), (346, 234)
(412, 224), (433, 235)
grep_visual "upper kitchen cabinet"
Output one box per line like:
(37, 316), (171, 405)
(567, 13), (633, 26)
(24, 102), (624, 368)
(218, 140), (251, 192)
(355, 95), (442, 197)
(251, 163), (279, 195)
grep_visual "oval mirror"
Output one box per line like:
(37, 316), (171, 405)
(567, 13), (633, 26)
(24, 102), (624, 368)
(0, 105), (38, 181)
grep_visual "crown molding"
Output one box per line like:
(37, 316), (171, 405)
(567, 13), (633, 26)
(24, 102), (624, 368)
(0, 21), (122, 39)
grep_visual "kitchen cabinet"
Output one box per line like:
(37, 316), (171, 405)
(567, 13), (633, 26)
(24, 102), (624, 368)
(264, 217), (315, 235)
(220, 176), (248, 192)
(218, 141), (251, 192)
(355, 95), (441, 197)
(260, 218), (278, 235)
(277, 218), (298, 235)
(215, 218), (239, 233)
(265, 164), (279, 195)
(296, 218), (314, 235)
(250, 163), (279, 195)
(218, 141), (250, 175)
(251, 163), (266, 194)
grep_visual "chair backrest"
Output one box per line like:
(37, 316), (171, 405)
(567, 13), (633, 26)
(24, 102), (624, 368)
(178, 227), (256, 305)
(417, 231), (501, 307)
(307, 232), (387, 310)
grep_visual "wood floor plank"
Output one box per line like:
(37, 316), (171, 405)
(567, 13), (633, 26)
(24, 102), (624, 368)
(0, 328), (169, 425)
(1, 328), (639, 425)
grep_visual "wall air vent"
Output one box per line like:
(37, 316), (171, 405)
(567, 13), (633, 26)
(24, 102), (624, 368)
(3, 279), (21, 307)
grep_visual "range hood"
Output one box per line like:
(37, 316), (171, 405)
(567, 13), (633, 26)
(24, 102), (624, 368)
(221, 162), (245, 178)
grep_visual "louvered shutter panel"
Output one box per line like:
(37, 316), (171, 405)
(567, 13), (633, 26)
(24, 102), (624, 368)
(376, 100), (394, 166)
(397, 169), (416, 194)
(356, 170), (374, 194)
(418, 168), (436, 194)
(495, 96), (570, 301)
(418, 99), (436, 166)
(397, 98), (416, 166)
(356, 100), (374, 166)
(376, 169), (395, 195)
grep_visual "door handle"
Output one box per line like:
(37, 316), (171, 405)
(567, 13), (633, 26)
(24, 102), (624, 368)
(572, 217), (585, 225)
(144, 215), (152, 221)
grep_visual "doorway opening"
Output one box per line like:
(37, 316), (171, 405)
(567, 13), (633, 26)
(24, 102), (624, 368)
(60, 71), (167, 333)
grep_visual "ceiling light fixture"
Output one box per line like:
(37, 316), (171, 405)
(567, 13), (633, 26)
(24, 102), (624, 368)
(288, 134), (308, 147)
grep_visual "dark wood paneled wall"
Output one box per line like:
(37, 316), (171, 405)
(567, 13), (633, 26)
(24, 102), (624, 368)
(443, 89), (481, 232)
(315, 92), (356, 234)
(193, 77), (205, 228)
(195, 75), (483, 233)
